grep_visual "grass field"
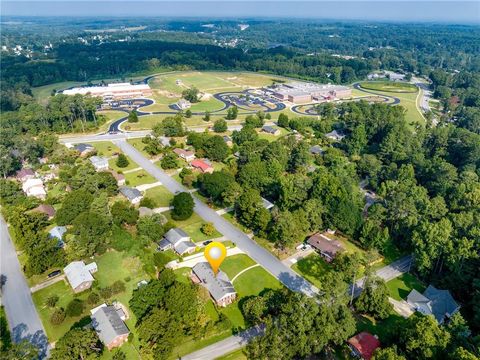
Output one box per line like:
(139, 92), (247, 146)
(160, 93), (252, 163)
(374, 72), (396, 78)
(386, 273), (425, 301)
(215, 349), (248, 360)
(358, 81), (418, 93)
(32, 250), (148, 343)
(108, 156), (139, 172)
(32, 81), (85, 104)
(291, 253), (331, 289)
(91, 141), (122, 157)
(143, 185), (173, 207)
(124, 169), (157, 187)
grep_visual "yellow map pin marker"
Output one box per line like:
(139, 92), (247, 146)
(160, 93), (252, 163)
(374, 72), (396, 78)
(204, 242), (227, 275)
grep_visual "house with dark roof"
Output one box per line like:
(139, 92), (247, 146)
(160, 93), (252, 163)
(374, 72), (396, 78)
(261, 125), (280, 136)
(73, 143), (95, 157)
(407, 285), (460, 324)
(32, 204), (56, 219)
(325, 129), (346, 141)
(191, 262), (237, 307)
(307, 232), (345, 262)
(119, 186), (143, 205)
(91, 304), (130, 350)
(223, 135), (233, 146)
(157, 228), (196, 255)
(347, 332), (380, 360)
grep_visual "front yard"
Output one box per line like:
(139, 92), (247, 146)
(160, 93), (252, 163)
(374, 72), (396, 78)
(386, 273), (425, 301)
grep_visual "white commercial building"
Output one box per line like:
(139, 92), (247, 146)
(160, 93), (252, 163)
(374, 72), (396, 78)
(63, 82), (152, 100)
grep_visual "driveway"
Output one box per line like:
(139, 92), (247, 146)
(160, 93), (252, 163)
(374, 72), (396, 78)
(182, 325), (265, 360)
(0, 216), (49, 358)
(115, 140), (319, 298)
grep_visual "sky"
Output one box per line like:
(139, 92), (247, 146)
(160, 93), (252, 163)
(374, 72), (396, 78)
(1, 1), (479, 24)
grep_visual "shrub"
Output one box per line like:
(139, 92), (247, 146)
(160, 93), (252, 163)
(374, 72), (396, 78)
(87, 292), (100, 305)
(116, 154), (130, 168)
(153, 252), (170, 269)
(65, 299), (84, 317)
(139, 197), (156, 209)
(111, 280), (126, 294)
(201, 222), (215, 236)
(45, 295), (59, 308)
(50, 308), (66, 325)
(99, 287), (113, 299)
(124, 276), (131, 283)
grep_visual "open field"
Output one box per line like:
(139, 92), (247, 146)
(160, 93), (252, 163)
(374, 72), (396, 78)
(143, 185), (173, 207)
(124, 169), (157, 187)
(32, 81), (86, 104)
(291, 253), (330, 288)
(91, 141), (122, 157)
(358, 81), (418, 93)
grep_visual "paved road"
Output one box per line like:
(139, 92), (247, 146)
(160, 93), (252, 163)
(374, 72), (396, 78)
(0, 216), (49, 358)
(182, 325), (265, 360)
(115, 140), (319, 298)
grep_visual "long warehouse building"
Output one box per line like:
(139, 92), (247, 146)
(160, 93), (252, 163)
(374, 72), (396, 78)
(273, 82), (351, 103)
(63, 82), (152, 100)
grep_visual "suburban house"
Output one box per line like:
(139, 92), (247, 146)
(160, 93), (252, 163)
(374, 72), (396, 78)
(223, 135), (233, 146)
(158, 228), (196, 255)
(64, 261), (98, 293)
(22, 178), (47, 200)
(325, 130), (346, 141)
(191, 159), (214, 174)
(177, 98), (191, 110)
(347, 332), (381, 360)
(407, 285), (460, 324)
(32, 204), (56, 219)
(261, 125), (281, 136)
(16, 168), (36, 182)
(119, 186), (143, 205)
(90, 304), (130, 350)
(261, 197), (274, 211)
(307, 232), (345, 262)
(74, 143), (95, 157)
(89, 156), (109, 172)
(173, 148), (195, 162)
(191, 262), (237, 307)
(109, 170), (126, 186)
(49, 226), (67, 247)
(310, 145), (325, 155)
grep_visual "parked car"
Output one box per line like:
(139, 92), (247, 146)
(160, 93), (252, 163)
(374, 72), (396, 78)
(203, 240), (212, 246)
(48, 270), (61, 278)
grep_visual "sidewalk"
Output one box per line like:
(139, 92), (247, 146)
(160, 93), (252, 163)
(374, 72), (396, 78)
(166, 246), (244, 270)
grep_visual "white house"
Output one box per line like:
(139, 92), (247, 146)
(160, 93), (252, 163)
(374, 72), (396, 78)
(119, 186), (143, 205)
(89, 156), (109, 172)
(64, 261), (98, 293)
(22, 178), (47, 200)
(157, 228), (196, 255)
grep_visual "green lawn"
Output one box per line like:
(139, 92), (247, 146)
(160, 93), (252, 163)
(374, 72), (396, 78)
(358, 81), (418, 93)
(32, 250), (149, 344)
(291, 253), (331, 289)
(215, 349), (248, 360)
(108, 156), (139, 172)
(163, 211), (222, 242)
(124, 114), (166, 131)
(220, 254), (256, 279)
(189, 97), (225, 112)
(386, 273), (426, 301)
(91, 141), (122, 157)
(124, 169), (157, 187)
(126, 138), (154, 158)
(143, 185), (173, 207)
(356, 312), (407, 344)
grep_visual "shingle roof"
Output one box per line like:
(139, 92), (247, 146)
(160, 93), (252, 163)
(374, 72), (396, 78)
(74, 143), (94, 153)
(192, 262), (236, 302)
(33, 204), (56, 218)
(49, 226), (67, 240)
(64, 261), (96, 289)
(89, 156), (109, 168)
(348, 332), (380, 360)
(119, 186), (142, 201)
(175, 240), (196, 255)
(424, 285), (460, 323)
(307, 233), (345, 259)
(310, 145), (324, 155)
(16, 168), (35, 179)
(407, 289), (430, 304)
(164, 228), (189, 245)
(91, 305), (129, 345)
(262, 125), (278, 134)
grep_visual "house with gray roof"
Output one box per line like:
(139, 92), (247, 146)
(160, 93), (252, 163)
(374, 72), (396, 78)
(407, 285), (460, 324)
(64, 261), (98, 293)
(261, 125), (280, 136)
(49, 226), (67, 248)
(119, 186), (143, 205)
(310, 145), (325, 155)
(191, 262), (237, 307)
(157, 228), (196, 255)
(89, 156), (109, 172)
(91, 304), (130, 350)
(261, 197), (274, 211)
(74, 143), (95, 156)
(325, 130), (346, 141)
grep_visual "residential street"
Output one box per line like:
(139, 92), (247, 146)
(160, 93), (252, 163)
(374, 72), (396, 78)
(0, 216), (49, 358)
(115, 140), (320, 298)
(182, 325), (265, 360)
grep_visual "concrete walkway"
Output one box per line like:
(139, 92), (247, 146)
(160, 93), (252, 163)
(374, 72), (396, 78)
(216, 206), (234, 215)
(30, 275), (65, 293)
(282, 248), (315, 267)
(232, 264), (260, 283)
(122, 167), (142, 174)
(135, 181), (162, 191)
(389, 297), (414, 318)
(152, 206), (173, 213)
